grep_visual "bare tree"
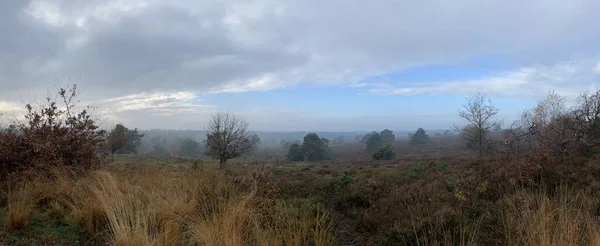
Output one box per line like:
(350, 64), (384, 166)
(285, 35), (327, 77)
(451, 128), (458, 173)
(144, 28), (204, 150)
(204, 112), (255, 168)
(457, 93), (501, 160)
(520, 91), (575, 156)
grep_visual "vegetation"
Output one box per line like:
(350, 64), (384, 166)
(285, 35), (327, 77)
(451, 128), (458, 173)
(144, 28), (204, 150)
(301, 133), (332, 161)
(365, 132), (383, 153)
(380, 129), (395, 145)
(8, 85), (600, 245)
(0, 84), (105, 179)
(204, 112), (257, 168)
(287, 143), (304, 162)
(179, 138), (202, 158)
(107, 124), (127, 161)
(410, 127), (430, 145)
(372, 144), (396, 160)
(457, 93), (501, 160)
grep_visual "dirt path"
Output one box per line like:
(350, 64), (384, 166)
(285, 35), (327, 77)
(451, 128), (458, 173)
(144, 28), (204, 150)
(323, 186), (366, 246)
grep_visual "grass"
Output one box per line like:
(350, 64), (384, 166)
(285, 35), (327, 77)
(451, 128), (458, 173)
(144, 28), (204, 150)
(5, 182), (40, 231)
(500, 185), (600, 246)
(1, 163), (336, 246)
(4, 155), (600, 245)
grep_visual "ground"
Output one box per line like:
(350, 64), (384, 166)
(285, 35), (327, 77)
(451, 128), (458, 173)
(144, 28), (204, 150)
(2, 153), (600, 245)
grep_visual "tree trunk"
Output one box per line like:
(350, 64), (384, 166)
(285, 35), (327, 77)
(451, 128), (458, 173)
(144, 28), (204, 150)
(219, 158), (227, 168)
(111, 150), (115, 162)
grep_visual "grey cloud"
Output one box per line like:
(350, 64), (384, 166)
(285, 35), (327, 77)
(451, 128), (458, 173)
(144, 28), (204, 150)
(2, 0), (600, 130)
(2, 0), (600, 99)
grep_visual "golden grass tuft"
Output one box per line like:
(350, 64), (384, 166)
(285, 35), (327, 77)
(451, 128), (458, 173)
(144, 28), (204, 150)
(3, 165), (335, 245)
(501, 185), (600, 246)
(4, 182), (39, 231)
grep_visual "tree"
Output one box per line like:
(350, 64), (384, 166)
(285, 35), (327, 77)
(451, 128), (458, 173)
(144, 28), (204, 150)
(287, 143), (304, 162)
(362, 131), (377, 143)
(301, 133), (331, 161)
(457, 93), (501, 159)
(251, 134), (261, 147)
(372, 144), (396, 160)
(321, 138), (330, 147)
(443, 130), (451, 136)
(150, 145), (170, 158)
(410, 128), (430, 145)
(204, 112), (256, 168)
(434, 132), (442, 137)
(280, 139), (292, 150)
(108, 124), (127, 161)
(380, 129), (395, 145)
(119, 128), (144, 154)
(365, 132), (383, 153)
(179, 138), (201, 158)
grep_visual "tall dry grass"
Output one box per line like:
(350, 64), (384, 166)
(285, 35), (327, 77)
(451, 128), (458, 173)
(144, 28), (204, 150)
(4, 182), (40, 231)
(2, 165), (335, 246)
(500, 185), (600, 246)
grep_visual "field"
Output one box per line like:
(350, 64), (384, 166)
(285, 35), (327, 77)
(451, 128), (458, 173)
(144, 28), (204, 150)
(3, 148), (600, 245)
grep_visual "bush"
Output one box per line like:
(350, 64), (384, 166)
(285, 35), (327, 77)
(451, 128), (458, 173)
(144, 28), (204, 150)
(336, 171), (355, 193)
(0, 84), (106, 179)
(407, 161), (425, 180)
(372, 144), (396, 160)
(436, 160), (449, 171)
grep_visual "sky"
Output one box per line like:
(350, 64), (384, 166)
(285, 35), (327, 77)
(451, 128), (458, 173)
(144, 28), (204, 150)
(2, 0), (600, 131)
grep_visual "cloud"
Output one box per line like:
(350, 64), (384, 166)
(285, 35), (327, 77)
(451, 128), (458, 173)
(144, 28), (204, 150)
(2, 0), (600, 129)
(1, 0), (600, 98)
(369, 60), (600, 99)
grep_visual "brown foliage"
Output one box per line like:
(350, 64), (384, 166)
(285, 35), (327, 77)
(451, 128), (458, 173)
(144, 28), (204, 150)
(0, 84), (106, 179)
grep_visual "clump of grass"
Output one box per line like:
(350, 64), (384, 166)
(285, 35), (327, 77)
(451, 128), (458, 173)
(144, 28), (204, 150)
(3, 164), (336, 245)
(500, 185), (600, 246)
(5, 182), (40, 231)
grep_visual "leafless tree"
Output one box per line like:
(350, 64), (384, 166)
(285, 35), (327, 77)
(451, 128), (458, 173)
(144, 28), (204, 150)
(568, 90), (600, 155)
(457, 93), (501, 161)
(204, 112), (255, 168)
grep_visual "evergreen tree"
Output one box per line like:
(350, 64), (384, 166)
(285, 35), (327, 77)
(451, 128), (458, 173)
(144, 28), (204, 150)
(410, 128), (430, 145)
(301, 133), (331, 161)
(380, 129), (395, 145)
(287, 143), (304, 162)
(372, 144), (396, 160)
(366, 132), (383, 153)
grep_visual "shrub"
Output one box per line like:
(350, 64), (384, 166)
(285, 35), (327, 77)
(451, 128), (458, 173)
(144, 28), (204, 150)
(372, 144), (396, 160)
(436, 160), (449, 171)
(407, 161), (425, 180)
(0, 84), (106, 179)
(336, 171), (355, 192)
(446, 177), (458, 190)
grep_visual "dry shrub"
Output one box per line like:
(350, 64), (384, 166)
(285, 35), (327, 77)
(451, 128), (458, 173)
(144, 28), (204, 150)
(0, 84), (106, 180)
(500, 185), (600, 246)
